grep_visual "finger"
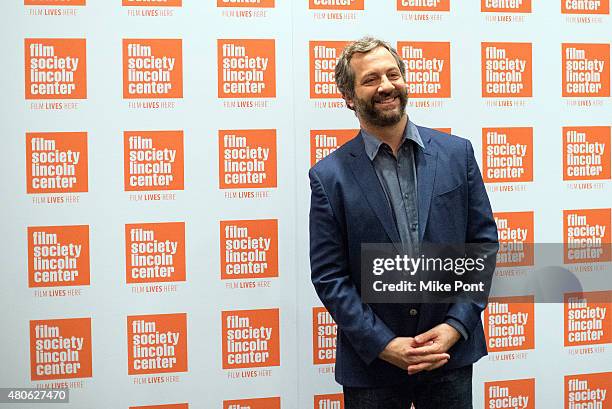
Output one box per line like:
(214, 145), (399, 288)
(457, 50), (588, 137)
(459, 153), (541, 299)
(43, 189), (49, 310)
(409, 353), (450, 364)
(425, 359), (449, 371)
(404, 344), (440, 356)
(414, 330), (437, 344)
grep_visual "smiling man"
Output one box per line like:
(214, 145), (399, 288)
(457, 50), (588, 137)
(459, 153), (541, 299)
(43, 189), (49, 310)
(309, 37), (498, 408)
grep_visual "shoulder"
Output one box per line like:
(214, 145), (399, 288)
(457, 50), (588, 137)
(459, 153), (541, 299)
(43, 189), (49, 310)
(416, 125), (471, 153)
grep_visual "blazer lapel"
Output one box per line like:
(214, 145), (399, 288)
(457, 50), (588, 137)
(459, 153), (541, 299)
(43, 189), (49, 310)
(347, 135), (402, 249)
(415, 130), (438, 242)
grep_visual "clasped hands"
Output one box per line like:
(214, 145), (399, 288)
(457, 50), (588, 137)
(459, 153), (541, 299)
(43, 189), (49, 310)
(378, 323), (461, 375)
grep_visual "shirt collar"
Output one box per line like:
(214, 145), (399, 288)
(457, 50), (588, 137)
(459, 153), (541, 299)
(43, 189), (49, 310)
(361, 119), (424, 161)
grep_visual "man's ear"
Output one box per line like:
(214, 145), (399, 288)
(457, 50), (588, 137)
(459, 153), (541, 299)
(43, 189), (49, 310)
(343, 95), (355, 111)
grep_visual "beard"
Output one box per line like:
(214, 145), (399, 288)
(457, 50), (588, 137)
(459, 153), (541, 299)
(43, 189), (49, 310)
(353, 88), (408, 127)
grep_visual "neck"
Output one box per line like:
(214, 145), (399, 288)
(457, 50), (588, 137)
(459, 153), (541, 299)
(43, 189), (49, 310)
(360, 114), (408, 155)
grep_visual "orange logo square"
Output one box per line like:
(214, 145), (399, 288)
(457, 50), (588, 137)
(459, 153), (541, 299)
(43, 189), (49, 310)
(309, 0), (364, 10)
(130, 405), (188, 409)
(482, 127), (533, 183)
(484, 378), (535, 409)
(310, 41), (349, 99)
(124, 130), (184, 191)
(312, 307), (337, 365)
(482, 42), (532, 98)
(563, 126), (611, 181)
(397, 0), (449, 11)
(433, 128), (451, 134)
(397, 41), (451, 98)
(481, 0), (531, 12)
(30, 317), (92, 380)
(28, 225), (90, 288)
(25, 0), (86, 5)
(564, 291), (612, 347)
(223, 397), (281, 409)
(219, 129), (277, 189)
(218, 39), (276, 98)
(485, 296), (535, 352)
(218, 0), (274, 7)
(123, 39), (183, 99)
(127, 313), (188, 375)
(125, 222), (186, 284)
(314, 394), (344, 409)
(25, 38), (87, 100)
(565, 372), (611, 409)
(220, 219), (278, 280)
(26, 132), (88, 194)
(494, 211), (534, 267)
(123, 0), (182, 6)
(310, 129), (356, 166)
(564, 208), (611, 263)
(562, 0), (609, 14)
(562, 44), (610, 98)
(222, 308), (280, 369)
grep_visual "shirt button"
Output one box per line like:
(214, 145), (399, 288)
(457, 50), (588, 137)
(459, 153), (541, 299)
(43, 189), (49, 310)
(411, 223), (418, 231)
(409, 309), (418, 316)
(403, 193), (409, 199)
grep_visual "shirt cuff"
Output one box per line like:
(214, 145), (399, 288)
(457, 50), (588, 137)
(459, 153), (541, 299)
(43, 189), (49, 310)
(445, 317), (469, 340)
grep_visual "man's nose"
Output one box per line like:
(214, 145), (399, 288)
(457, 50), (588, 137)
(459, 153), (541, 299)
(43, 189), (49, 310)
(378, 75), (394, 93)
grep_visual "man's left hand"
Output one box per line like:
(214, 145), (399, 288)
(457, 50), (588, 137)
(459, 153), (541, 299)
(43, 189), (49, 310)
(406, 324), (462, 374)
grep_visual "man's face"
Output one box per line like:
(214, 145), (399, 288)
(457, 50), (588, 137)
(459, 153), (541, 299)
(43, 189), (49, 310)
(346, 46), (408, 127)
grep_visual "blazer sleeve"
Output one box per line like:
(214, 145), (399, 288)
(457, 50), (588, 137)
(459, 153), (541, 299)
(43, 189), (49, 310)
(446, 139), (499, 335)
(309, 167), (396, 365)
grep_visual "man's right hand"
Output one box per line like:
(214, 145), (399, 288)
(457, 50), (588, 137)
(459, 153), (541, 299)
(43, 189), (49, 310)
(378, 337), (450, 374)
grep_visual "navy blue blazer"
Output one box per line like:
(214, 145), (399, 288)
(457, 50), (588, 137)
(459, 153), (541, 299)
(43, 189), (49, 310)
(309, 125), (499, 387)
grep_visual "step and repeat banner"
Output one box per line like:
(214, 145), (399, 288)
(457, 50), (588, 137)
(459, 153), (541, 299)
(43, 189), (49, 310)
(1, 1), (611, 408)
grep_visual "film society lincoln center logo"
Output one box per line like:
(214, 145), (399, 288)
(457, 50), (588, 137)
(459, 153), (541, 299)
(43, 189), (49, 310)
(562, 43), (610, 98)
(223, 397), (280, 409)
(219, 129), (277, 189)
(26, 132), (88, 194)
(127, 313), (188, 375)
(125, 222), (186, 284)
(484, 378), (535, 409)
(562, 0), (610, 14)
(123, 0), (182, 5)
(310, 129), (356, 166)
(565, 372), (611, 409)
(222, 308), (280, 369)
(30, 317), (92, 380)
(220, 219), (278, 280)
(397, 41), (451, 98)
(25, 38), (86, 100)
(485, 296), (535, 353)
(310, 41), (349, 99)
(123, 39), (183, 99)
(397, 0), (450, 11)
(563, 126), (611, 181)
(24, 0), (85, 5)
(481, 0), (531, 12)
(124, 130), (184, 191)
(494, 211), (534, 267)
(309, 0), (364, 10)
(28, 225), (90, 288)
(218, 39), (276, 98)
(482, 127), (533, 183)
(564, 291), (611, 347)
(563, 208), (611, 263)
(312, 307), (337, 365)
(481, 42), (532, 98)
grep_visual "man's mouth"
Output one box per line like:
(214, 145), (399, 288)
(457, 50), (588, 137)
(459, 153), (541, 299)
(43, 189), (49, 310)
(374, 95), (399, 106)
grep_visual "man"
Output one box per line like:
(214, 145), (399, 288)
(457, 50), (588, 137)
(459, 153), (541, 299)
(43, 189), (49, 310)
(309, 37), (498, 408)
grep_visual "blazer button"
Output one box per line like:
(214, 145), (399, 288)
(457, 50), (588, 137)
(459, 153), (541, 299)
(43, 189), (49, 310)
(409, 308), (418, 316)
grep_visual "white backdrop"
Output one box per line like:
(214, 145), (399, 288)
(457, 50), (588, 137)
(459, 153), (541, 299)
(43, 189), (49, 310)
(1, 1), (611, 408)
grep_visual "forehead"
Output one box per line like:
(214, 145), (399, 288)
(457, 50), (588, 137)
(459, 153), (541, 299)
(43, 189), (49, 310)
(350, 46), (401, 79)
